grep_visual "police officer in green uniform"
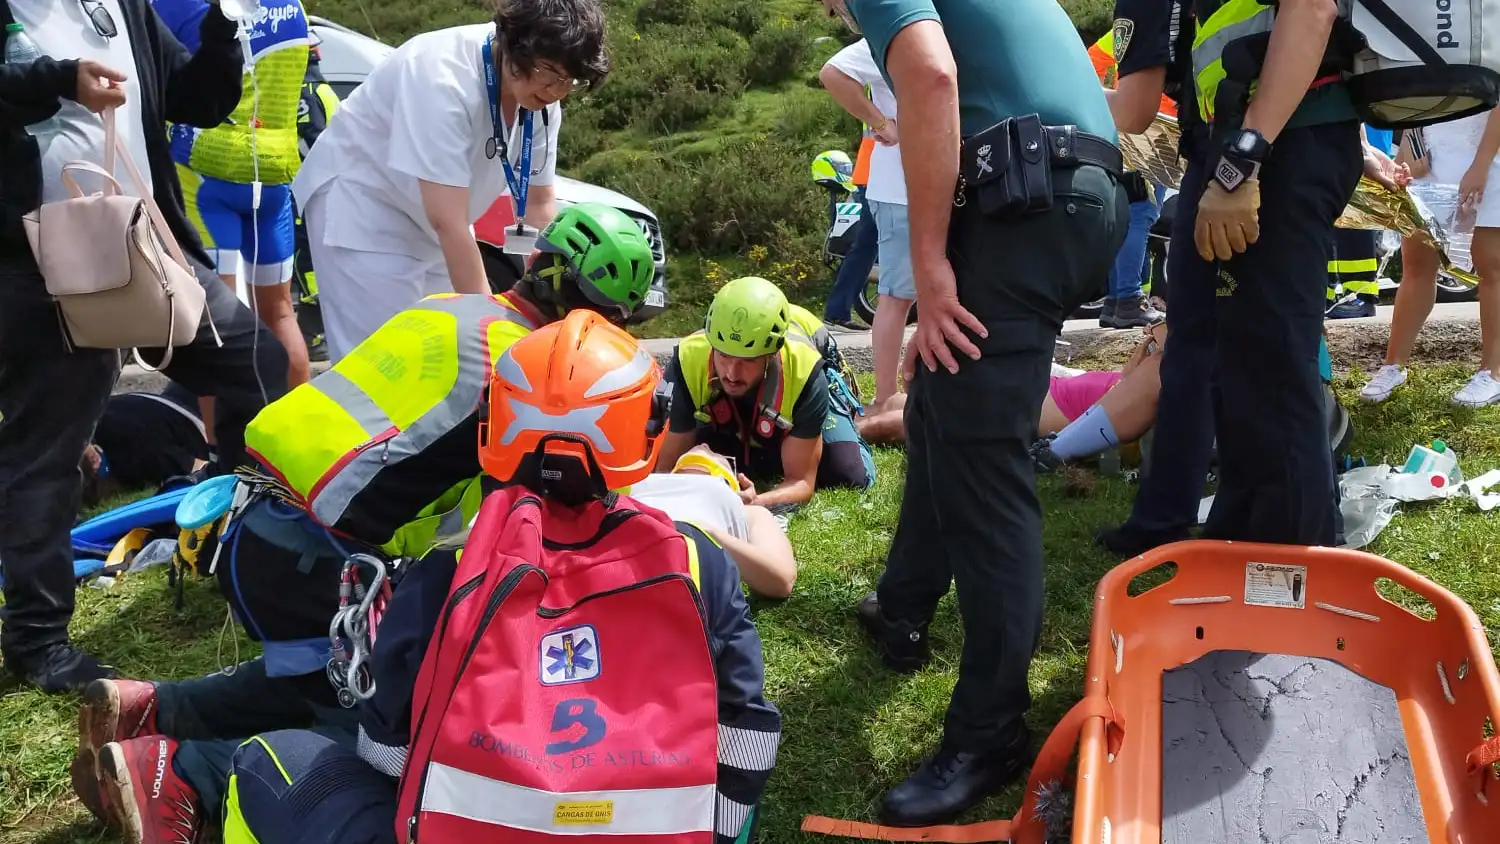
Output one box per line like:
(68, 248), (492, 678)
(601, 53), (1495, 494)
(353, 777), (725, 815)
(1094, 1), (1408, 557)
(1176, 0), (1369, 546)
(820, 0), (1128, 827)
(1094, 0), (1224, 557)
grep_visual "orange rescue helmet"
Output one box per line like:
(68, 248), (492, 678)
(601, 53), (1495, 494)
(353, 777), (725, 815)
(480, 310), (667, 496)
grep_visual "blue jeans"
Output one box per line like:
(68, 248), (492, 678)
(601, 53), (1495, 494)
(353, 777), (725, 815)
(824, 187), (878, 323)
(1106, 192), (1161, 300)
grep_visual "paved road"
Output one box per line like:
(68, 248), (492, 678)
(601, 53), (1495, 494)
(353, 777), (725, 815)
(114, 300), (1482, 394)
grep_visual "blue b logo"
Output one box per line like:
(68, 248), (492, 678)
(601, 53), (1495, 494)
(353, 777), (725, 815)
(545, 698), (607, 755)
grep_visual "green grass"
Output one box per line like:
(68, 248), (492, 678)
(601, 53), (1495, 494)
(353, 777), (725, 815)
(3, 362), (1498, 843)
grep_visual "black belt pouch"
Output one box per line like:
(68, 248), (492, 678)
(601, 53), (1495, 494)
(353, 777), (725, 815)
(962, 114), (1055, 218)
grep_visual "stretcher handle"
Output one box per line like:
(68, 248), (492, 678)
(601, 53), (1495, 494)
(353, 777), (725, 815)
(801, 697), (1118, 843)
(1105, 541), (1464, 618)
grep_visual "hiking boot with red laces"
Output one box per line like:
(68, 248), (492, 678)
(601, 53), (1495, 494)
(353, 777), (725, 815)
(98, 737), (202, 844)
(78, 679), (159, 773)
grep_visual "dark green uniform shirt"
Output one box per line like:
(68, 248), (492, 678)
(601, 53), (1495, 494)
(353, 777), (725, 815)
(849, 0), (1117, 141)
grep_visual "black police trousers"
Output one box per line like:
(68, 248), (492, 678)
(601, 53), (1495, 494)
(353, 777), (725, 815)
(878, 163), (1128, 752)
(0, 252), (287, 661)
(1119, 121), (1362, 547)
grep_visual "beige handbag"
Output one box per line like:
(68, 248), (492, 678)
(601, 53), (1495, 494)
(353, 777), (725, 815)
(22, 106), (212, 371)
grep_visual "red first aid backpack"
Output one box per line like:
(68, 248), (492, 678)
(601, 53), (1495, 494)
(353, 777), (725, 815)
(396, 484), (719, 843)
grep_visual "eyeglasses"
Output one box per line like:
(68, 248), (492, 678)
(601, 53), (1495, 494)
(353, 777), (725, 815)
(80, 0), (118, 39)
(531, 63), (590, 96)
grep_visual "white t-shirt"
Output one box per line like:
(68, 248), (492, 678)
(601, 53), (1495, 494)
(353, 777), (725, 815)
(824, 39), (906, 206)
(1418, 111), (1495, 186)
(12, 0), (154, 204)
(292, 23), (561, 260)
(627, 474), (749, 542)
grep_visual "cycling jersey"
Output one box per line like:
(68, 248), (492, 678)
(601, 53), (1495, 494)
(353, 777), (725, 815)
(151, 0), (310, 185)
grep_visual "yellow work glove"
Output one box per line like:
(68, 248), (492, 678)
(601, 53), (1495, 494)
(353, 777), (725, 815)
(1194, 176), (1261, 261)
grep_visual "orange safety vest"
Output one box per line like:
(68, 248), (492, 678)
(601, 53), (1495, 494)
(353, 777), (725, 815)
(1090, 32), (1178, 120)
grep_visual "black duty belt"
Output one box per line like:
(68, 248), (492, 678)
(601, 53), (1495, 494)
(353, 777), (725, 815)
(1049, 127), (1124, 176)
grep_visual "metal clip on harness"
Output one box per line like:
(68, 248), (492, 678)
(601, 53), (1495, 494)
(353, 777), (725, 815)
(327, 553), (391, 708)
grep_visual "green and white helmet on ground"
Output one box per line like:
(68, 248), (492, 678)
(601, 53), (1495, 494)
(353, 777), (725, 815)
(811, 150), (855, 193)
(536, 202), (655, 319)
(704, 276), (791, 358)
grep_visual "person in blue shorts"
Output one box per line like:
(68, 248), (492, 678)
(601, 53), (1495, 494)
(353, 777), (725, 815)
(151, 0), (313, 386)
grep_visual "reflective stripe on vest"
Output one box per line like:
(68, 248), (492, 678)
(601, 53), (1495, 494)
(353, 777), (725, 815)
(244, 294), (536, 535)
(1192, 0), (1275, 123)
(381, 474), (488, 560)
(678, 329), (824, 442)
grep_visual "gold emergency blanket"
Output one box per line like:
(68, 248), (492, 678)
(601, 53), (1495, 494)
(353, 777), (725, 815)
(1121, 114), (1478, 285)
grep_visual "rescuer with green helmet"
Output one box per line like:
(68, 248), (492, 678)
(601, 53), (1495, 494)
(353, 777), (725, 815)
(659, 276), (875, 509)
(67, 202), (660, 844)
(522, 202), (657, 322)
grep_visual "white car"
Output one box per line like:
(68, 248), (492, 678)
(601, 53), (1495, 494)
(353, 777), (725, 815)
(308, 16), (670, 321)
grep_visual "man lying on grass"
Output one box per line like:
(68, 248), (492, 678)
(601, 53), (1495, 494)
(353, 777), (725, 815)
(631, 444), (800, 598)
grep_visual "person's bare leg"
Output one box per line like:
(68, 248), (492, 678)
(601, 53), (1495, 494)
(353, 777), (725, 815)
(218, 273), (237, 293)
(1037, 393), (1070, 437)
(872, 295), (913, 406)
(1094, 351), (1163, 443)
(1470, 227), (1500, 375)
(252, 281), (311, 387)
(1384, 235), (1440, 366)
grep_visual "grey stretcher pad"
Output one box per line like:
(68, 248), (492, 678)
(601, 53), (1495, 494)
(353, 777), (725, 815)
(1160, 650), (1428, 844)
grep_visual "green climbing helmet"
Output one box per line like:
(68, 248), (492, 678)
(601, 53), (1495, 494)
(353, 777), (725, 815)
(704, 276), (791, 358)
(537, 202), (656, 319)
(811, 150), (855, 193)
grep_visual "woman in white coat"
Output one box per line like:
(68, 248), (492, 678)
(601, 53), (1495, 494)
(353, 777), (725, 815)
(292, 0), (608, 361)
(1364, 111), (1500, 407)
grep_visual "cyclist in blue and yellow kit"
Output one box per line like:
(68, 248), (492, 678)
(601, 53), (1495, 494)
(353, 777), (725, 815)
(151, 0), (313, 386)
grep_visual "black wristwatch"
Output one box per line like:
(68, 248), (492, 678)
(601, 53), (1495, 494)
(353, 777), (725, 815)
(1212, 128), (1271, 193)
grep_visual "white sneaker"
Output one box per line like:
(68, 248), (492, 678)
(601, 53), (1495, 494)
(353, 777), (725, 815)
(1360, 364), (1407, 403)
(1452, 370), (1500, 408)
(1051, 362), (1087, 379)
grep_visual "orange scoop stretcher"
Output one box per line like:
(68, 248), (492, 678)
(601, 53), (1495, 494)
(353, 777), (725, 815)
(804, 541), (1500, 843)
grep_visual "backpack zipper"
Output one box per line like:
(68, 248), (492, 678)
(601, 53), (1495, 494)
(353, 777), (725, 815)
(536, 572), (703, 620)
(407, 562), (543, 843)
(402, 571), (484, 843)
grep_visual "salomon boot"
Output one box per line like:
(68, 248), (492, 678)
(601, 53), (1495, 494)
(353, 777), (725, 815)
(79, 679), (159, 774)
(97, 737), (202, 844)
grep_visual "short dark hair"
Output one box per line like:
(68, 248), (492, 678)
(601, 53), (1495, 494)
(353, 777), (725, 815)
(494, 0), (610, 90)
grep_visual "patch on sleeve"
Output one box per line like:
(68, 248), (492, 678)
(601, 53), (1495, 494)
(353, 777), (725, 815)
(1112, 18), (1136, 61)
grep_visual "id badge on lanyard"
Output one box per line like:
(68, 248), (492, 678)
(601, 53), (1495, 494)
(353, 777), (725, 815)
(483, 38), (539, 255)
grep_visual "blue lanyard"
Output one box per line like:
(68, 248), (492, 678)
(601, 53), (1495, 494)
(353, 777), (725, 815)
(482, 37), (533, 221)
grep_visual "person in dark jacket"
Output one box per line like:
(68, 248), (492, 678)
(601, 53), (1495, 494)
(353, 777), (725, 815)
(80, 382), (212, 506)
(0, 0), (289, 694)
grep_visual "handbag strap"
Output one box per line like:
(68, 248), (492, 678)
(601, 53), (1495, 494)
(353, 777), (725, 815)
(60, 161), (124, 199)
(102, 107), (190, 274)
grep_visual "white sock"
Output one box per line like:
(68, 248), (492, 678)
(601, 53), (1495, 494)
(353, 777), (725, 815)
(1051, 404), (1120, 462)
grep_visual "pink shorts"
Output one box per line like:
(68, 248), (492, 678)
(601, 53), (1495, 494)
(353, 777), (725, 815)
(1049, 371), (1123, 422)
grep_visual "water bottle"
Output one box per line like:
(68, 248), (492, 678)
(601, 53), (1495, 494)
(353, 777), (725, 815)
(5, 23), (63, 137)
